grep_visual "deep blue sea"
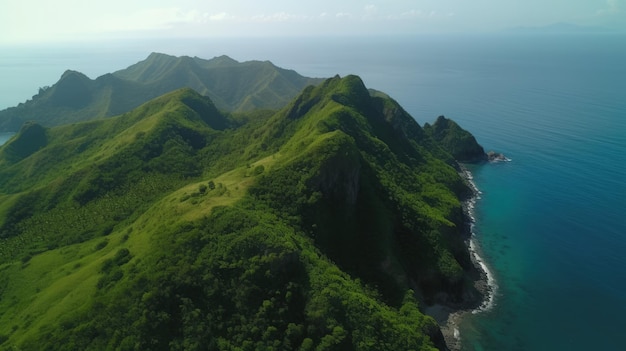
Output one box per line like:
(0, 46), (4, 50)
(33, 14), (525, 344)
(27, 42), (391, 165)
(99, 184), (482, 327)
(1, 35), (625, 350)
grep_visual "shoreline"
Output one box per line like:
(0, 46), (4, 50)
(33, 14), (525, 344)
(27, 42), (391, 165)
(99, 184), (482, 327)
(437, 237), (497, 351)
(427, 165), (497, 351)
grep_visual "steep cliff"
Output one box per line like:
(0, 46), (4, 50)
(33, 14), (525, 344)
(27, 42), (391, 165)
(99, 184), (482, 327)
(424, 115), (487, 163)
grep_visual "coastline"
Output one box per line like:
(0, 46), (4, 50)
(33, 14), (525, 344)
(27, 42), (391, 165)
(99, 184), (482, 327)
(437, 238), (497, 351)
(426, 165), (497, 351)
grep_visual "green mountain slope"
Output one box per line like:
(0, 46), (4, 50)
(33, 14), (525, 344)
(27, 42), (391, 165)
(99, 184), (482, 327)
(0, 77), (485, 351)
(0, 53), (323, 132)
(424, 116), (487, 163)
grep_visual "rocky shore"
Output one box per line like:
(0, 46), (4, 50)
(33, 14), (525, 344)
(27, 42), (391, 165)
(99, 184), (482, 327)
(424, 165), (495, 351)
(487, 150), (509, 162)
(434, 243), (494, 351)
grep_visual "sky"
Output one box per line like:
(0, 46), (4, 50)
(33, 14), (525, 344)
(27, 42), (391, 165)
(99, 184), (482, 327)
(1, 0), (625, 43)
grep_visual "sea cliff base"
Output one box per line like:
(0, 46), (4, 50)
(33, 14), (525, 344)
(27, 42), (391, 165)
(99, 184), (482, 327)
(424, 165), (495, 351)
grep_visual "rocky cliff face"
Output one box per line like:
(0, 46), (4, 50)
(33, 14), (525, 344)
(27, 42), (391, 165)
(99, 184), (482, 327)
(424, 116), (487, 163)
(259, 76), (486, 309)
(314, 145), (362, 205)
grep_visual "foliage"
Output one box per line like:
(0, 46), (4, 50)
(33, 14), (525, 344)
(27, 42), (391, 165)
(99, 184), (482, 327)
(424, 115), (487, 163)
(0, 122), (48, 163)
(9, 205), (438, 351)
(0, 75), (485, 350)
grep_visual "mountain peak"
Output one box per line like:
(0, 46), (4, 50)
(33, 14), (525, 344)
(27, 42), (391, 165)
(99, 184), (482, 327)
(148, 51), (169, 57)
(424, 115), (487, 163)
(127, 87), (231, 133)
(60, 69), (89, 80)
(146, 52), (176, 60)
(49, 70), (93, 108)
(207, 55), (239, 66)
(318, 74), (373, 112)
(166, 88), (231, 130)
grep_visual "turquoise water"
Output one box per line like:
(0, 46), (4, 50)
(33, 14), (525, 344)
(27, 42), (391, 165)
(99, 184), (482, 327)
(1, 35), (625, 350)
(427, 37), (626, 350)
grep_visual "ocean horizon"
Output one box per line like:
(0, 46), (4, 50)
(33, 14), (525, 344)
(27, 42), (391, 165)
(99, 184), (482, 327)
(1, 34), (625, 350)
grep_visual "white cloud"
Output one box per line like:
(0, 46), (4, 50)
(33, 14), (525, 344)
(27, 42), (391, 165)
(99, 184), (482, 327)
(364, 4), (378, 13)
(93, 7), (209, 32)
(251, 12), (303, 22)
(209, 12), (236, 21)
(401, 9), (423, 18)
(363, 4), (378, 19)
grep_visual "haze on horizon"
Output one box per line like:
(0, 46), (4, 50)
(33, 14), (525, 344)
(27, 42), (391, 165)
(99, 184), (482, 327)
(2, 0), (625, 44)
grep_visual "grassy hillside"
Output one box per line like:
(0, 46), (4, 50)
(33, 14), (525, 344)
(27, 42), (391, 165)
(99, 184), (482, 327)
(0, 53), (323, 132)
(0, 77), (485, 350)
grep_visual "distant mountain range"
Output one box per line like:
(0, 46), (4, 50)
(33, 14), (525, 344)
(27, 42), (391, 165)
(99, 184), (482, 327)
(0, 53), (323, 132)
(504, 22), (621, 34)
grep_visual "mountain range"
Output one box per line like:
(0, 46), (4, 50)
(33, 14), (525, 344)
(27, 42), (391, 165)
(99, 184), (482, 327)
(0, 56), (487, 350)
(503, 22), (620, 34)
(0, 53), (322, 132)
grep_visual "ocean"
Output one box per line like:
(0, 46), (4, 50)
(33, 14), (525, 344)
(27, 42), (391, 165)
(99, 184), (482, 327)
(1, 34), (625, 350)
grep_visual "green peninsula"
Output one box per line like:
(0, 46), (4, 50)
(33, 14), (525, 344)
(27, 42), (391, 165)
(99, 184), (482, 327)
(0, 62), (487, 350)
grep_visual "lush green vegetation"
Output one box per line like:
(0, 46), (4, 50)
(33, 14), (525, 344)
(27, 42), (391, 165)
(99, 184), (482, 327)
(424, 116), (487, 163)
(0, 76), (484, 350)
(0, 53), (323, 132)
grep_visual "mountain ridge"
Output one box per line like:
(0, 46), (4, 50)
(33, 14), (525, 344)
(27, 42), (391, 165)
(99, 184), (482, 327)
(503, 22), (621, 34)
(0, 74), (487, 350)
(0, 53), (323, 132)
